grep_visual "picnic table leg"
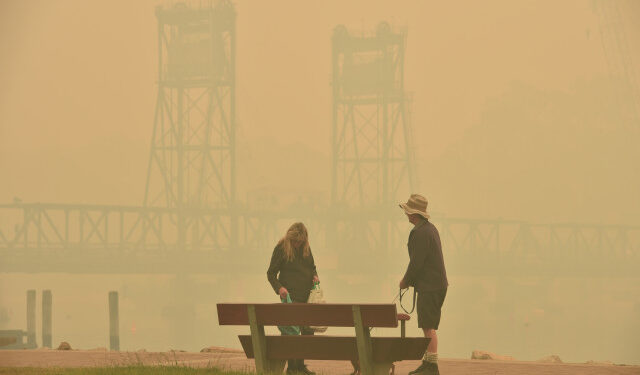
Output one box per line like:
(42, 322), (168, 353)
(352, 306), (374, 375)
(247, 305), (269, 373)
(373, 362), (393, 375)
(247, 305), (286, 373)
(270, 359), (285, 373)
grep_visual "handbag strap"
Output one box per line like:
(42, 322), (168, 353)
(399, 288), (417, 314)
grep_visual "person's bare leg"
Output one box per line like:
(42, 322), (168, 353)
(423, 328), (438, 353)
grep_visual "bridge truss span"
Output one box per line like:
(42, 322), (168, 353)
(1, 203), (638, 275)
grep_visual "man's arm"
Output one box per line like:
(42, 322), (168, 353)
(401, 230), (428, 287)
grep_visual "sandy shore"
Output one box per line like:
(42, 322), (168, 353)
(0, 349), (638, 375)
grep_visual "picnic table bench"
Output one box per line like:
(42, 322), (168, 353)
(217, 303), (429, 375)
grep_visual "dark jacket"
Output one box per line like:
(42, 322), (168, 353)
(267, 243), (318, 302)
(403, 219), (448, 292)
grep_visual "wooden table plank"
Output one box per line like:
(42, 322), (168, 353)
(218, 303), (398, 327)
(238, 335), (429, 362)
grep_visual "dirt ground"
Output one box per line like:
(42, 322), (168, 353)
(0, 348), (639, 375)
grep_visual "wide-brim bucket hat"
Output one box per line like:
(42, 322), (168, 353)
(399, 194), (430, 219)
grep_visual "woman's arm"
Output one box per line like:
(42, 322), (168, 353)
(310, 248), (319, 283)
(267, 245), (285, 295)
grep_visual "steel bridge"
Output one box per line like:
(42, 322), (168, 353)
(1, 202), (638, 276)
(1, 2), (638, 277)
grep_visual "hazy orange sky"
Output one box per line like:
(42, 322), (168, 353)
(1, 0), (639, 224)
(1, 1), (640, 362)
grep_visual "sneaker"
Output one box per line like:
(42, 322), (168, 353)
(299, 365), (315, 375)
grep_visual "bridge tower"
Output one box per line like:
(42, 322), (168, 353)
(331, 23), (416, 252)
(144, 1), (237, 248)
(592, 0), (640, 127)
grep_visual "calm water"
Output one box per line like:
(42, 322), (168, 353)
(1, 271), (638, 365)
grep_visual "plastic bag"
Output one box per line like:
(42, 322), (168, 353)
(278, 293), (300, 335)
(307, 282), (328, 333)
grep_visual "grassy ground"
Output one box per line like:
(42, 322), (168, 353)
(0, 367), (250, 375)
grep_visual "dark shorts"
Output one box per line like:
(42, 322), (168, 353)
(417, 288), (447, 330)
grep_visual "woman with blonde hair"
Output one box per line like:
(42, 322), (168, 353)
(267, 222), (320, 375)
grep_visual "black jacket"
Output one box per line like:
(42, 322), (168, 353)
(267, 243), (318, 302)
(403, 219), (448, 292)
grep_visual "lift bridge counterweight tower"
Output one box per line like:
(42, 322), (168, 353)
(331, 23), (416, 251)
(144, 1), (237, 249)
(1, 8), (638, 276)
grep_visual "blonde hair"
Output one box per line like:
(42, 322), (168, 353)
(278, 222), (311, 262)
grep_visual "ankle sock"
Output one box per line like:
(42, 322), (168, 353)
(422, 352), (438, 364)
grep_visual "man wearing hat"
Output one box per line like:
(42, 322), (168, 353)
(399, 194), (448, 375)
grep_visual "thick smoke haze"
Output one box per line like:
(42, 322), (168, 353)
(2, 0), (639, 223)
(1, 0), (639, 366)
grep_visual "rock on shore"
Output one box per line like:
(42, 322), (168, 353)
(471, 350), (515, 361)
(57, 342), (72, 350)
(538, 355), (563, 363)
